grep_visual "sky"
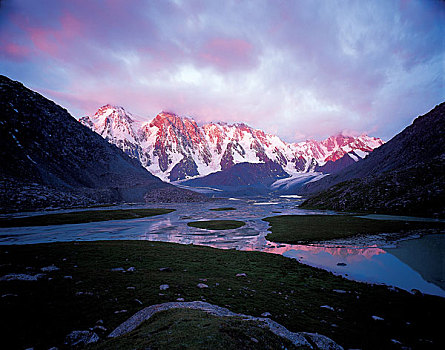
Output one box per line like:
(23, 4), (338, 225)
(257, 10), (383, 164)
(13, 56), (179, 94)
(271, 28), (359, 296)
(0, 0), (444, 142)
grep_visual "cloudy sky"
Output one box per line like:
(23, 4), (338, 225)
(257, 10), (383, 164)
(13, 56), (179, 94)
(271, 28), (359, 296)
(0, 0), (443, 142)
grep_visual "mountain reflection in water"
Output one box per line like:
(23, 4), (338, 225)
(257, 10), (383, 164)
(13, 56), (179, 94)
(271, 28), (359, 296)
(0, 198), (443, 297)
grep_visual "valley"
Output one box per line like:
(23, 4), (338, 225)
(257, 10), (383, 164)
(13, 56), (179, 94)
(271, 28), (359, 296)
(1, 0), (444, 348)
(1, 75), (443, 349)
(1, 197), (443, 297)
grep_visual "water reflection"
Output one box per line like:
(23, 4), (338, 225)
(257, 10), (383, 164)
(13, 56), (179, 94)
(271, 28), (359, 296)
(0, 197), (443, 297)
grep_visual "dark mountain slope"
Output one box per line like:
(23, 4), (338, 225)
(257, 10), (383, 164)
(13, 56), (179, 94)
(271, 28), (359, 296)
(0, 75), (202, 212)
(181, 161), (289, 195)
(302, 103), (445, 194)
(314, 152), (356, 174)
(301, 103), (445, 217)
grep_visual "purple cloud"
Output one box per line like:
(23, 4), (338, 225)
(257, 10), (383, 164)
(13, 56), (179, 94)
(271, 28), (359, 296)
(0, 0), (443, 142)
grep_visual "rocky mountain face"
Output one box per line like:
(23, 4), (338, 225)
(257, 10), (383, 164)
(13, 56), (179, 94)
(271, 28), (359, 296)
(80, 105), (384, 182)
(301, 102), (445, 218)
(181, 161), (290, 196)
(0, 75), (203, 212)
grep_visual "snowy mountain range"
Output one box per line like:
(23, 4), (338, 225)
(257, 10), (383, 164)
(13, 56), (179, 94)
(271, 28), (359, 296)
(79, 105), (384, 182)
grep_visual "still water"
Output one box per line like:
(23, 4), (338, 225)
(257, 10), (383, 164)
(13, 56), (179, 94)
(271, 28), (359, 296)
(1, 197), (444, 297)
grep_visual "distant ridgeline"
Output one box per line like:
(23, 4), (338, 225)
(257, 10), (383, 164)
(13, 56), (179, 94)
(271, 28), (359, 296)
(300, 102), (445, 218)
(0, 75), (204, 213)
(79, 105), (384, 182)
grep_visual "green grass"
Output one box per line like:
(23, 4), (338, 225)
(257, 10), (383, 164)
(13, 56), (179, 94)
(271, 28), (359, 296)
(1, 241), (443, 350)
(187, 220), (245, 230)
(0, 208), (175, 227)
(209, 207), (236, 211)
(91, 308), (301, 350)
(263, 215), (445, 244)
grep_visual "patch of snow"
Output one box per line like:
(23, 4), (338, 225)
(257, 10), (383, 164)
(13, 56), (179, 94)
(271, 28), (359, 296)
(354, 149), (368, 159)
(372, 315), (384, 321)
(348, 152), (359, 162)
(26, 154), (37, 164)
(305, 173), (329, 184)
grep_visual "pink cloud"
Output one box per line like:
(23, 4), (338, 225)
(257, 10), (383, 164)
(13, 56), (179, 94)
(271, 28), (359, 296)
(199, 38), (257, 71)
(0, 0), (442, 142)
(0, 42), (32, 60)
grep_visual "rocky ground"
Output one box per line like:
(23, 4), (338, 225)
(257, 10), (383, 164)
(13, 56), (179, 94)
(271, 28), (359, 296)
(0, 177), (97, 213)
(1, 240), (444, 349)
(301, 157), (445, 218)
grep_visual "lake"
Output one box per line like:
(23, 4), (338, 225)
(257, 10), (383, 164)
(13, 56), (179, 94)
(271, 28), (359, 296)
(1, 197), (443, 297)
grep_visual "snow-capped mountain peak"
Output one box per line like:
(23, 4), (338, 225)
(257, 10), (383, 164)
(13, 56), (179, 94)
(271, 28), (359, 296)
(79, 106), (384, 181)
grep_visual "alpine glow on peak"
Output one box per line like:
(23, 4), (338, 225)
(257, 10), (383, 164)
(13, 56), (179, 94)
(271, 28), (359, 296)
(79, 105), (384, 182)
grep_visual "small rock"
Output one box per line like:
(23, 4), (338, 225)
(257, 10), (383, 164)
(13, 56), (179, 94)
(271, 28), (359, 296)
(320, 305), (335, 311)
(199, 278), (208, 282)
(64, 276), (73, 280)
(411, 288), (423, 296)
(159, 267), (172, 272)
(333, 289), (347, 294)
(372, 315), (384, 321)
(127, 267), (135, 272)
(176, 297), (185, 301)
(1, 293), (18, 298)
(159, 284), (169, 290)
(126, 286), (135, 290)
(134, 299), (143, 305)
(390, 339), (402, 345)
(261, 312), (272, 317)
(114, 310), (127, 314)
(111, 267), (125, 272)
(215, 283), (219, 286)
(197, 283), (209, 289)
(41, 265), (60, 272)
(64, 330), (99, 346)
(236, 273), (247, 277)
(93, 325), (107, 332)
(251, 337), (259, 343)
(0, 273), (45, 281)
(96, 320), (103, 325)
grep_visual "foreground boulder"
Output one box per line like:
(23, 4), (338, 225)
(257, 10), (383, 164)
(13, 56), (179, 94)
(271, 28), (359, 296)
(107, 301), (343, 350)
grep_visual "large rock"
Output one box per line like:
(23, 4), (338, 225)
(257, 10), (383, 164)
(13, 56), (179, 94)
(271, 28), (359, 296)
(64, 330), (99, 347)
(108, 301), (343, 350)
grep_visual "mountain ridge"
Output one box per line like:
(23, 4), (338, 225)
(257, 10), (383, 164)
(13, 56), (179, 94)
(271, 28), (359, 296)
(300, 102), (445, 218)
(80, 105), (384, 182)
(0, 76), (204, 212)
